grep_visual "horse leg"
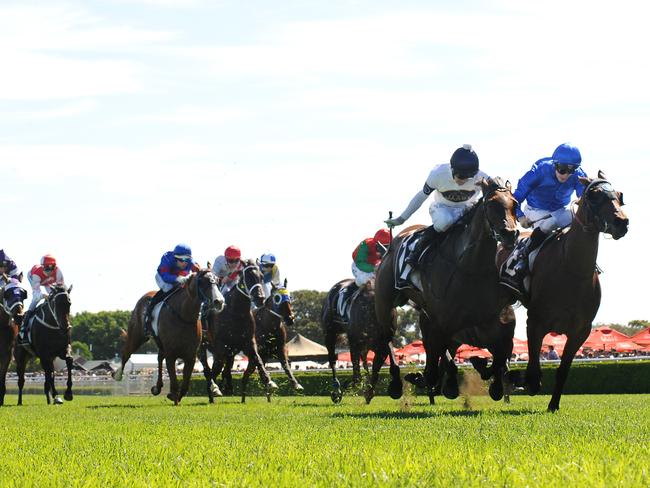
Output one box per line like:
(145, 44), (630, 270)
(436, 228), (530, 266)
(177, 358), (194, 403)
(63, 355), (74, 401)
(422, 333), (446, 406)
(42, 359), (60, 405)
(240, 359), (255, 404)
(386, 343), (403, 400)
(525, 317), (545, 396)
(15, 348), (27, 406)
(112, 327), (147, 382)
(198, 344), (219, 403)
(278, 341), (303, 392)
(211, 354), (228, 395)
(151, 350), (165, 396)
(547, 332), (588, 412)
(165, 356), (180, 406)
(350, 346), (362, 387)
(325, 327), (342, 403)
(441, 352), (460, 400)
(364, 336), (390, 404)
(0, 347), (10, 407)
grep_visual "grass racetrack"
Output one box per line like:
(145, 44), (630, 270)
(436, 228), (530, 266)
(1, 394), (648, 487)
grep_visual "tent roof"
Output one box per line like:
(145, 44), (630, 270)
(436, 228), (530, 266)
(631, 327), (650, 346)
(286, 334), (328, 357)
(583, 327), (631, 349)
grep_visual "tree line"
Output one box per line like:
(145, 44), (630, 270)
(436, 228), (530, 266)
(66, 291), (648, 360)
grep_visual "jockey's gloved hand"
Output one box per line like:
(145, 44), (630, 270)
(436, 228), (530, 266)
(384, 216), (405, 228)
(518, 216), (532, 229)
(177, 275), (189, 286)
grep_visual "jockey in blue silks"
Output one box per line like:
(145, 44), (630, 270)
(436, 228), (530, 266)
(0, 250), (21, 282)
(501, 143), (588, 293)
(144, 243), (200, 337)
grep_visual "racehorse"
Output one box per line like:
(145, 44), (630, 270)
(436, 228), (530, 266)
(14, 284), (74, 405)
(508, 171), (628, 411)
(198, 260), (278, 403)
(374, 177), (519, 404)
(0, 277), (26, 406)
(322, 278), (383, 403)
(114, 269), (224, 405)
(253, 280), (304, 400)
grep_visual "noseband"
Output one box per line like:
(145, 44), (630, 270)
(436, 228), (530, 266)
(234, 265), (263, 299)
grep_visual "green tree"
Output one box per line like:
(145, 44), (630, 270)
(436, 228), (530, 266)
(71, 341), (92, 360)
(600, 320), (649, 337)
(395, 306), (421, 346)
(290, 290), (327, 343)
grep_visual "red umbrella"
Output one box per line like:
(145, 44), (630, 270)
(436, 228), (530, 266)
(337, 350), (376, 362)
(542, 333), (569, 355)
(583, 326), (631, 351)
(396, 340), (425, 356)
(610, 341), (642, 353)
(631, 328), (650, 347)
(455, 344), (492, 359)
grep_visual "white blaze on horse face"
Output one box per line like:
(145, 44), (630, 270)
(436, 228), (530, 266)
(210, 283), (225, 311)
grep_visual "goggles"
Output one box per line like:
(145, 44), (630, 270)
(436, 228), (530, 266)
(555, 163), (577, 175)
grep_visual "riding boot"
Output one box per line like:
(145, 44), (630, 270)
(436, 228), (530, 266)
(16, 311), (32, 346)
(512, 227), (547, 274)
(144, 290), (165, 338)
(406, 226), (439, 268)
(501, 227), (548, 293)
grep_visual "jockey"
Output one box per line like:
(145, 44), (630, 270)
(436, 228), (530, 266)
(339, 229), (392, 318)
(259, 253), (281, 299)
(384, 144), (489, 267)
(500, 143), (588, 293)
(0, 249), (22, 282)
(18, 254), (65, 345)
(213, 245), (244, 295)
(144, 243), (199, 337)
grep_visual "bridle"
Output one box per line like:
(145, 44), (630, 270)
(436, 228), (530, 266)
(266, 287), (292, 321)
(33, 289), (71, 331)
(481, 183), (520, 244)
(574, 179), (619, 233)
(195, 270), (222, 313)
(234, 265), (263, 300)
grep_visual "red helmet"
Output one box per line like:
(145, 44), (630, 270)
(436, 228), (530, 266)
(373, 229), (392, 246)
(224, 245), (241, 260)
(41, 254), (57, 267)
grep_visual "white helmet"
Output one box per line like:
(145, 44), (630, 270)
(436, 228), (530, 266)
(260, 253), (276, 265)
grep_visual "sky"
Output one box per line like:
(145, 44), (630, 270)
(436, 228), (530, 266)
(1, 0), (648, 339)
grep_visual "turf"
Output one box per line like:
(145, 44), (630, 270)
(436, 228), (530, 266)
(0, 393), (648, 487)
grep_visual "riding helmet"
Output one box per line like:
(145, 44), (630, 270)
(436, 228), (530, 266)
(225, 245), (241, 260)
(41, 254), (57, 267)
(173, 243), (192, 258)
(551, 143), (582, 166)
(260, 253), (276, 265)
(373, 229), (392, 246)
(450, 144), (479, 177)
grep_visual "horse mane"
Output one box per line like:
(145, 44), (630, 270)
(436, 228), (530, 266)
(49, 283), (67, 294)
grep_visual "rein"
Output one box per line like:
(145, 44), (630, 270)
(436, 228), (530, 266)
(235, 265), (263, 299)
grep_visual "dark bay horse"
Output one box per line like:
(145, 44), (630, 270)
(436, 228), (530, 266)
(114, 270), (224, 405)
(322, 278), (383, 403)
(510, 172), (628, 411)
(0, 278), (26, 406)
(14, 284), (74, 405)
(374, 177), (519, 405)
(199, 260), (278, 403)
(254, 280), (304, 398)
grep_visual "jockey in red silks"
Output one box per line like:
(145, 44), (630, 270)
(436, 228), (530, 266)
(212, 245), (243, 295)
(17, 254), (66, 345)
(144, 243), (200, 337)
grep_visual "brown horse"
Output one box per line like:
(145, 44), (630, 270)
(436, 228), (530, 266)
(508, 171), (628, 412)
(113, 269), (224, 405)
(14, 284), (74, 405)
(374, 177), (519, 404)
(0, 278), (26, 406)
(253, 280), (304, 399)
(322, 278), (384, 403)
(199, 260), (278, 403)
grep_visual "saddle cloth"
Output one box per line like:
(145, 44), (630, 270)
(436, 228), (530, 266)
(335, 284), (360, 324)
(394, 231), (428, 291)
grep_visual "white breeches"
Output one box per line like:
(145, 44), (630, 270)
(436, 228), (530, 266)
(29, 291), (45, 311)
(523, 205), (573, 233)
(155, 273), (175, 293)
(262, 282), (272, 299)
(428, 202), (472, 232)
(351, 263), (375, 287)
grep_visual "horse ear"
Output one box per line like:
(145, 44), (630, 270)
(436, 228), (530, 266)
(505, 179), (512, 191)
(67, 284), (73, 294)
(207, 261), (212, 269)
(256, 258), (260, 267)
(17, 272), (23, 283)
(284, 278), (288, 288)
(597, 169), (607, 180)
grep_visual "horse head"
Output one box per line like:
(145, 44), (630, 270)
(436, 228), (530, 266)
(240, 260), (265, 308)
(46, 283), (72, 331)
(268, 280), (294, 326)
(577, 171), (629, 240)
(480, 177), (519, 249)
(189, 269), (225, 314)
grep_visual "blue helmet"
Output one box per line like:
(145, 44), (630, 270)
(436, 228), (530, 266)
(551, 143), (582, 166)
(450, 144), (479, 177)
(260, 253), (276, 265)
(173, 243), (192, 258)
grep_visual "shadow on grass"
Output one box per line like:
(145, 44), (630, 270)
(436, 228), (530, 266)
(331, 408), (539, 419)
(86, 404), (146, 409)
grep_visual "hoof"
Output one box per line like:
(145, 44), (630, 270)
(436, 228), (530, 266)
(294, 383), (305, 391)
(428, 390), (436, 405)
(64, 391), (73, 402)
(267, 380), (278, 391)
(266, 393), (272, 403)
(547, 404), (559, 413)
(330, 390), (342, 404)
(388, 380), (403, 400)
(151, 385), (161, 396)
(363, 385), (374, 405)
(489, 381), (504, 401)
(209, 381), (223, 397)
(53, 397), (63, 405)
(442, 381), (459, 400)
(404, 372), (426, 388)
(166, 392), (176, 402)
